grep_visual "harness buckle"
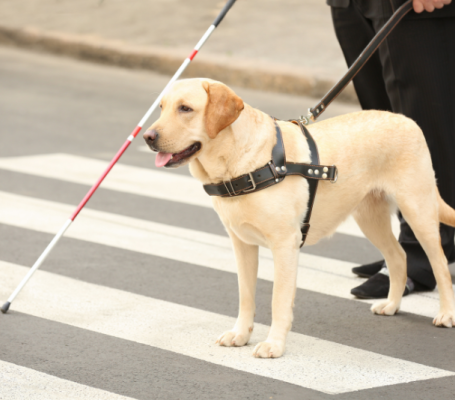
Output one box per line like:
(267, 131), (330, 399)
(223, 180), (237, 196)
(330, 166), (338, 183)
(243, 173), (257, 193)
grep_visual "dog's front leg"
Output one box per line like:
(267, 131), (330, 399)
(217, 229), (258, 347)
(253, 240), (299, 358)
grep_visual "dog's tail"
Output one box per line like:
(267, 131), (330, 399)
(438, 190), (455, 227)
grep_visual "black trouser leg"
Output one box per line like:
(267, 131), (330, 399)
(330, 3), (392, 111)
(331, 1), (455, 290)
(374, 10), (455, 289)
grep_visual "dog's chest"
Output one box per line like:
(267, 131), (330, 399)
(231, 222), (268, 247)
(212, 198), (270, 247)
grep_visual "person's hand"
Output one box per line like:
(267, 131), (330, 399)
(413, 0), (452, 13)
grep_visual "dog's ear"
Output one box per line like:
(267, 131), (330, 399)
(202, 81), (244, 139)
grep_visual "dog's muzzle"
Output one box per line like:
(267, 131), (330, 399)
(143, 129), (159, 151)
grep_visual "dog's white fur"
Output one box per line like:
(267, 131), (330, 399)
(146, 78), (455, 358)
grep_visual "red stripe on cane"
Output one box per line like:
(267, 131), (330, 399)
(188, 49), (198, 60)
(1, 0), (239, 313)
(131, 125), (142, 137)
(70, 139), (132, 221)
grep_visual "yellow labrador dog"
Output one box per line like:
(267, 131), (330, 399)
(144, 78), (455, 358)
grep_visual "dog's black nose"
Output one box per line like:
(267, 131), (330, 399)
(143, 129), (159, 148)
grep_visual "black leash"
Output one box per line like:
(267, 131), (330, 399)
(300, 0), (413, 124)
(203, 0), (413, 246)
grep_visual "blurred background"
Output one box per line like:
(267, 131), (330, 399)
(0, 0), (355, 101)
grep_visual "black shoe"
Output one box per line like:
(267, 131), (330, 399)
(351, 272), (410, 299)
(352, 260), (385, 278)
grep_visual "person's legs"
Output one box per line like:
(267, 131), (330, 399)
(331, 0), (455, 295)
(372, 8), (455, 289)
(330, 2), (392, 111)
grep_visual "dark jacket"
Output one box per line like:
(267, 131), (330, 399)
(326, 0), (455, 18)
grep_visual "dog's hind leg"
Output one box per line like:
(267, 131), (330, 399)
(217, 229), (259, 347)
(394, 189), (455, 327)
(352, 192), (407, 315)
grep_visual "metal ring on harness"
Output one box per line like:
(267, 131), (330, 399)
(331, 166), (338, 183)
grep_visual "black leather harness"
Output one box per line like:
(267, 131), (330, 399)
(202, 1), (412, 247)
(203, 120), (338, 247)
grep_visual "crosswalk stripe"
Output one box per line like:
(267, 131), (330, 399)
(0, 153), (400, 237)
(1, 260), (452, 395)
(0, 360), (136, 400)
(0, 153), (212, 208)
(0, 190), (447, 320)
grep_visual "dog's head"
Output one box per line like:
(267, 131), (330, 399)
(144, 79), (244, 168)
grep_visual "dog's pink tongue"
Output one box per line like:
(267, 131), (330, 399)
(155, 152), (172, 167)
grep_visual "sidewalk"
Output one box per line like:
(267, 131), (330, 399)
(0, 0), (357, 102)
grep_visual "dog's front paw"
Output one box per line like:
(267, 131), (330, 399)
(371, 300), (400, 316)
(433, 310), (455, 328)
(216, 329), (252, 347)
(252, 340), (285, 358)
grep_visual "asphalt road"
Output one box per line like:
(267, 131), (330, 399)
(1, 46), (455, 400)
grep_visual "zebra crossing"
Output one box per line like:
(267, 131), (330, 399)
(1, 46), (455, 399)
(2, 260), (453, 395)
(0, 360), (136, 400)
(0, 185), (447, 320)
(0, 152), (403, 237)
(1, 152), (454, 398)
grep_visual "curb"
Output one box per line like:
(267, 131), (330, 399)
(0, 25), (357, 104)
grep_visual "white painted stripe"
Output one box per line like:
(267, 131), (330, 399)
(0, 191), (448, 320)
(1, 261), (452, 395)
(0, 360), (136, 400)
(138, 144), (156, 153)
(194, 25), (216, 51)
(0, 153), (401, 237)
(0, 153), (212, 208)
(7, 218), (72, 303)
(126, 134), (134, 142)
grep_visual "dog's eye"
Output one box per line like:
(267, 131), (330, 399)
(159, 104), (162, 109)
(179, 105), (193, 113)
